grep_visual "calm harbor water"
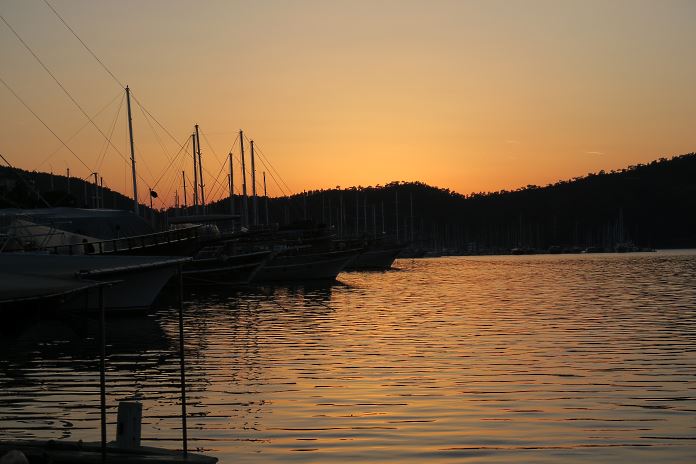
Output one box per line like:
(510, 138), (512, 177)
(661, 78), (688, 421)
(1, 250), (695, 463)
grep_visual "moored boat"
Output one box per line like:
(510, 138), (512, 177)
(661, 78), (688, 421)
(253, 247), (361, 282)
(183, 245), (272, 286)
(0, 440), (217, 464)
(0, 253), (189, 311)
(345, 243), (405, 271)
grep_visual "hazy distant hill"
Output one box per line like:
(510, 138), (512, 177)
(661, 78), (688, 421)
(2, 153), (695, 250)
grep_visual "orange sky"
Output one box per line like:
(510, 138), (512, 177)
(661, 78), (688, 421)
(1, 0), (695, 207)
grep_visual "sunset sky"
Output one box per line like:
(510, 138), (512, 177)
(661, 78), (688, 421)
(1, 0), (695, 206)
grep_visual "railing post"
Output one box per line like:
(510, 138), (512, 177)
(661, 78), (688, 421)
(99, 286), (107, 461)
(177, 266), (188, 456)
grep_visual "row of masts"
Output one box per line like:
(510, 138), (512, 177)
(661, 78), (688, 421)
(124, 86), (267, 228)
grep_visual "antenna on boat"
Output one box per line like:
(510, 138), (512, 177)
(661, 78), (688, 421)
(240, 130), (249, 227)
(125, 86), (139, 215)
(251, 140), (258, 226)
(195, 124), (205, 213)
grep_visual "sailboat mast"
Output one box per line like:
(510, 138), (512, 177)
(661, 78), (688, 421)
(240, 130), (248, 227)
(250, 140), (258, 226)
(395, 190), (399, 242)
(195, 124), (205, 212)
(182, 171), (188, 209)
(363, 195), (367, 235)
(192, 133), (199, 213)
(381, 201), (385, 234)
(410, 193), (414, 242)
(355, 193), (359, 236)
(263, 171), (269, 225)
(228, 152), (234, 216)
(125, 86), (139, 215)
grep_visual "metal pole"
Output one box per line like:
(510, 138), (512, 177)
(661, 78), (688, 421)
(125, 86), (139, 215)
(195, 124), (205, 212)
(381, 201), (385, 234)
(66, 167), (70, 194)
(410, 193), (414, 242)
(340, 194), (344, 238)
(229, 153), (234, 216)
(99, 286), (107, 460)
(240, 130), (248, 227)
(372, 204), (376, 239)
(192, 133), (198, 213)
(93, 172), (98, 208)
(263, 171), (269, 226)
(396, 190), (399, 242)
(363, 195), (367, 235)
(177, 267), (188, 456)
(182, 171), (188, 209)
(355, 193), (359, 236)
(250, 140), (257, 226)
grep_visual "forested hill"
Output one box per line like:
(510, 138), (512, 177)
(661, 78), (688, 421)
(0, 165), (134, 210)
(2, 153), (695, 250)
(258, 153), (696, 250)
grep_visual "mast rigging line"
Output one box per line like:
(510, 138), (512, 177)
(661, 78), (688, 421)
(135, 102), (190, 191)
(240, 134), (293, 197)
(94, 93), (125, 174)
(154, 135), (191, 191)
(40, 1), (262, 209)
(0, 153), (52, 208)
(1, 13), (156, 192)
(200, 132), (241, 205)
(42, 0), (124, 89)
(160, 139), (193, 210)
(0, 76), (92, 174)
(244, 141), (290, 199)
(157, 137), (191, 206)
(137, 102), (177, 170)
(39, 0), (200, 205)
(37, 91), (123, 170)
(1, 14), (128, 167)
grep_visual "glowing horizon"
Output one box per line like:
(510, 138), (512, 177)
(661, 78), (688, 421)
(1, 0), (695, 207)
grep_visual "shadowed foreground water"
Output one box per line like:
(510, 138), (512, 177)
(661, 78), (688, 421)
(1, 251), (695, 463)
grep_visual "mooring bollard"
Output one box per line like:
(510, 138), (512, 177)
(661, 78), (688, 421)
(116, 401), (142, 448)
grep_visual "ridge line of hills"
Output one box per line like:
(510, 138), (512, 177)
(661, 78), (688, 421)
(1, 152), (695, 250)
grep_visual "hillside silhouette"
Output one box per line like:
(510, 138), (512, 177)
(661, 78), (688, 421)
(2, 153), (695, 251)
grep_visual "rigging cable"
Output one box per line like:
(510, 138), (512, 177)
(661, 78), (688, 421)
(0, 76), (93, 174)
(94, 93), (125, 174)
(37, 91), (123, 170)
(242, 134), (294, 196)
(42, 0), (124, 88)
(41, 1), (237, 208)
(0, 13), (155, 191)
